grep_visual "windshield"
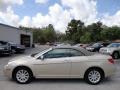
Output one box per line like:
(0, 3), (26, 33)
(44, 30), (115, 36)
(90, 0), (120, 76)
(31, 48), (51, 58)
(92, 43), (101, 47)
(0, 41), (7, 46)
(107, 43), (120, 47)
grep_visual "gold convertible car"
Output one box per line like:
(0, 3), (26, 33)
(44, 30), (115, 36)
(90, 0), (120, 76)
(4, 46), (116, 85)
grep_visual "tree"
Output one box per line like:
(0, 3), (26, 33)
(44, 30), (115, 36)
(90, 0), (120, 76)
(43, 24), (57, 43)
(20, 20), (120, 44)
(22, 24), (57, 44)
(101, 26), (120, 41)
(86, 21), (103, 42)
(80, 32), (92, 43)
(66, 19), (84, 43)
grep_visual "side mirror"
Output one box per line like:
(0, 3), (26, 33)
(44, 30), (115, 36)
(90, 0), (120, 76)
(40, 55), (44, 60)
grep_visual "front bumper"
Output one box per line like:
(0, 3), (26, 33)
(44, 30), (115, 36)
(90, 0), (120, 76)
(0, 50), (10, 55)
(15, 48), (25, 53)
(3, 65), (13, 78)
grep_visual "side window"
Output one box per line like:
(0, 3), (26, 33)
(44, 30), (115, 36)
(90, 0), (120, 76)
(69, 49), (84, 57)
(43, 49), (70, 59)
(117, 44), (120, 47)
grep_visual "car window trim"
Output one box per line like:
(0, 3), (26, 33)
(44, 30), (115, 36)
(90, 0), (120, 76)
(42, 48), (70, 59)
(69, 48), (85, 56)
(39, 48), (86, 59)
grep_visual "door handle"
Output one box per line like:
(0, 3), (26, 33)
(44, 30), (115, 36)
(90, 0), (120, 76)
(63, 60), (69, 63)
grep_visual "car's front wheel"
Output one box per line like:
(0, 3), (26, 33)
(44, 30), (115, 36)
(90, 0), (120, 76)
(13, 67), (33, 84)
(84, 68), (104, 85)
(11, 49), (16, 54)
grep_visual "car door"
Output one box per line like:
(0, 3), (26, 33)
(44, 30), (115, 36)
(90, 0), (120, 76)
(33, 48), (71, 78)
(68, 49), (88, 78)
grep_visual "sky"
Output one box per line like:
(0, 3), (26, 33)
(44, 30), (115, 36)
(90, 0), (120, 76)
(0, 0), (120, 33)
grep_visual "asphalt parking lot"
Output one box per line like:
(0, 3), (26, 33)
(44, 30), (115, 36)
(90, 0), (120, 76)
(0, 45), (120, 90)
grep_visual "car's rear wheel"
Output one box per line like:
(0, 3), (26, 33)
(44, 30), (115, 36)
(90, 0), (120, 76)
(112, 52), (119, 59)
(13, 67), (33, 84)
(84, 68), (104, 85)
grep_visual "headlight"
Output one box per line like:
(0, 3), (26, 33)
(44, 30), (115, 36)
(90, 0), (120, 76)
(8, 61), (13, 65)
(89, 48), (94, 50)
(17, 47), (21, 48)
(5, 61), (15, 69)
(4, 63), (12, 70)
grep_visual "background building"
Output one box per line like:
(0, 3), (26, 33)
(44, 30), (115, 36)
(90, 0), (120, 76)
(0, 23), (33, 47)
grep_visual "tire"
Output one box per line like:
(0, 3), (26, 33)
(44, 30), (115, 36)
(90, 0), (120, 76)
(11, 49), (16, 54)
(84, 68), (104, 85)
(13, 67), (33, 84)
(112, 52), (119, 59)
(7, 51), (12, 56)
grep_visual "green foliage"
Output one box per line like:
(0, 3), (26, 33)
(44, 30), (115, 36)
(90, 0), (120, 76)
(20, 20), (120, 44)
(20, 24), (57, 44)
(66, 19), (84, 43)
(101, 26), (120, 41)
(86, 21), (103, 42)
(43, 24), (57, 43)
(80, 32), (92, 43)
(66, 19), (120, 43)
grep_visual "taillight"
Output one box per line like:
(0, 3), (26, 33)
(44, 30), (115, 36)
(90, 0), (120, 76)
(108, 58), (115, 64)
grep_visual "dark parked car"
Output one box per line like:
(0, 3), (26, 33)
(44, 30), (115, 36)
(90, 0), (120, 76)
(9, 42), (25, 53)
(86, 42), (110, 52)
(0, 41), (11, 55)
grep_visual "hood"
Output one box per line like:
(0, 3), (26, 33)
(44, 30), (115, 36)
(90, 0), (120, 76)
(16, 44), (25, 49)
(86, 46), (94, 49)
(0, 45), (7, 48)
(0, 45), (9, 50)
(87, 46), (97, 48)
(100, 47), (117, 51)
(9, 55), (33, 63)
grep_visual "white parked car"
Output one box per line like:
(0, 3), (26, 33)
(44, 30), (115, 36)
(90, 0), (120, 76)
(99, 43), (120, 59)
(4, 46), (116, 85)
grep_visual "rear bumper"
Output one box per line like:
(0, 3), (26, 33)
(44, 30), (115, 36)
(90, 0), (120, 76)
(104, 64), (116, 77)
